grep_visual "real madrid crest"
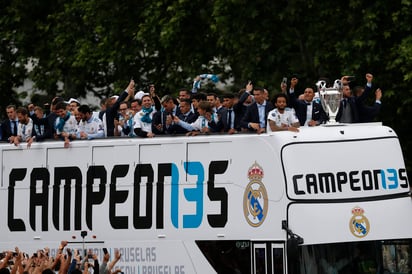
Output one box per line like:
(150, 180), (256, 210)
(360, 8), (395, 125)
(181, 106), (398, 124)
(349, 206), (370, 238)
(243, 162), (268, 227)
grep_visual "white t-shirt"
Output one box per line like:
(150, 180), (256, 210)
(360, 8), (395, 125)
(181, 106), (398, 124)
(267, 108), (299, 132)
(55, 114), (78, 135)
(17, 118), (33, 141)
(77, 116), (104, 139)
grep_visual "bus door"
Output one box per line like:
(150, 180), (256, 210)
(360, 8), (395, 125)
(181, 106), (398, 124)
(252, 242), (286, 274)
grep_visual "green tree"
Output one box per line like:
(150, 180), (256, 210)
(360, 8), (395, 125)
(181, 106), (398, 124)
(0, 0), (411, 172)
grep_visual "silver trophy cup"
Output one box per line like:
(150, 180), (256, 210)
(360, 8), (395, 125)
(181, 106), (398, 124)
(316, 79), (343, 124)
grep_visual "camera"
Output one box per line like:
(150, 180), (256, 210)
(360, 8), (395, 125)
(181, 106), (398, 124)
(346, 76), (356, 82)
(282, 77), (287, 84)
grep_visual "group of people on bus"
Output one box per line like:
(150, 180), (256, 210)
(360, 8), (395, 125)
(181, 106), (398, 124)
(0, 241), (120, 274)
(0, 73), (382, 148)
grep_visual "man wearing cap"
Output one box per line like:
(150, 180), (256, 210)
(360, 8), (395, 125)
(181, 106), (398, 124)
(133, 94), (156, 138)
(68, 98), (81, 112)
(134, 94), (156, 138)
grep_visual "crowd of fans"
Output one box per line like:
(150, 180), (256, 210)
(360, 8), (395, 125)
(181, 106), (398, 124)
(0, 241), (121, 274)
(0, 73), (382, 148)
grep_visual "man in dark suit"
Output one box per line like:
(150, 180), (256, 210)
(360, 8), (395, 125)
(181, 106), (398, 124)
(152, 95), (178, 135)
(32, 106), (53, 141)
(168, 98), (197, 134)
(286, 86), (328, 126)
(1, 105), (19, 142)
(335, 85), (358, 123)
(216, 93), (243, 134)
(105, 80), (135, 136)
(336, 73), (374, 123)
(240, 87), (274, 133)
(353, 85), (382, 123)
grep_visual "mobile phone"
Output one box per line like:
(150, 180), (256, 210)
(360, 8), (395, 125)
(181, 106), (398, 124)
(282, 77), (287, 84)
(88, 254), (93, 259)
(102, 248), (108, 255)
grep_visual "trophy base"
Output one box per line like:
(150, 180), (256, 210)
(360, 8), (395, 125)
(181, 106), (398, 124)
(322, 121), (345, 127)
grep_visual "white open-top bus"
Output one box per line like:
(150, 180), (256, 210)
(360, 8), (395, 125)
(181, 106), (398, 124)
(1, 123), (410, 273)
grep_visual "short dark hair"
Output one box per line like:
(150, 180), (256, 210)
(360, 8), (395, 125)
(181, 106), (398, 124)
(78, 104), (91, 114)
(179, 98), (192, 105)
(273, 93), (288, 104)
(54, 101), (67, 111)
(178, 88), (191, 95)
(207, 92), (217, 99)
(222, 93), (235, 99)
(0, 267), (11, 274)
(16, 107), (28, 116)
(51, 97), (65, 106)
(253, 87), (265, 93)
(130, 98), (140, 105)
(192, 92), (207, 101)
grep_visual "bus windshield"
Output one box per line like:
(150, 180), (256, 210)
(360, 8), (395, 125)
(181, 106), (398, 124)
(299, 240), (411, 274)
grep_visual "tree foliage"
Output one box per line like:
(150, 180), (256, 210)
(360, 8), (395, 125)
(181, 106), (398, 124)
(1, 0), (411, 172)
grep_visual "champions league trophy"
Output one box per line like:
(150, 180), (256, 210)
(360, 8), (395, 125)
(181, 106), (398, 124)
(316, 79), (343, 124)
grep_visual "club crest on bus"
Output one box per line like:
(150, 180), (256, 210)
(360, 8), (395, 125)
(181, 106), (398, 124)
(243, 162), (268, 227)
(349, 206), (370, 238)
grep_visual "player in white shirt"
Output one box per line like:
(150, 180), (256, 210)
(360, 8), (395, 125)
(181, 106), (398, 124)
(267, 93), (300, 132)
(133, 94), (156, 138)
(54, 101), (79, 148)
(12, 107), (34, 148)
(77, 104), (105, 140)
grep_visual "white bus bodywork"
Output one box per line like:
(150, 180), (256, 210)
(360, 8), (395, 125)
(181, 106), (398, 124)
(0, 124), (410, 273)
